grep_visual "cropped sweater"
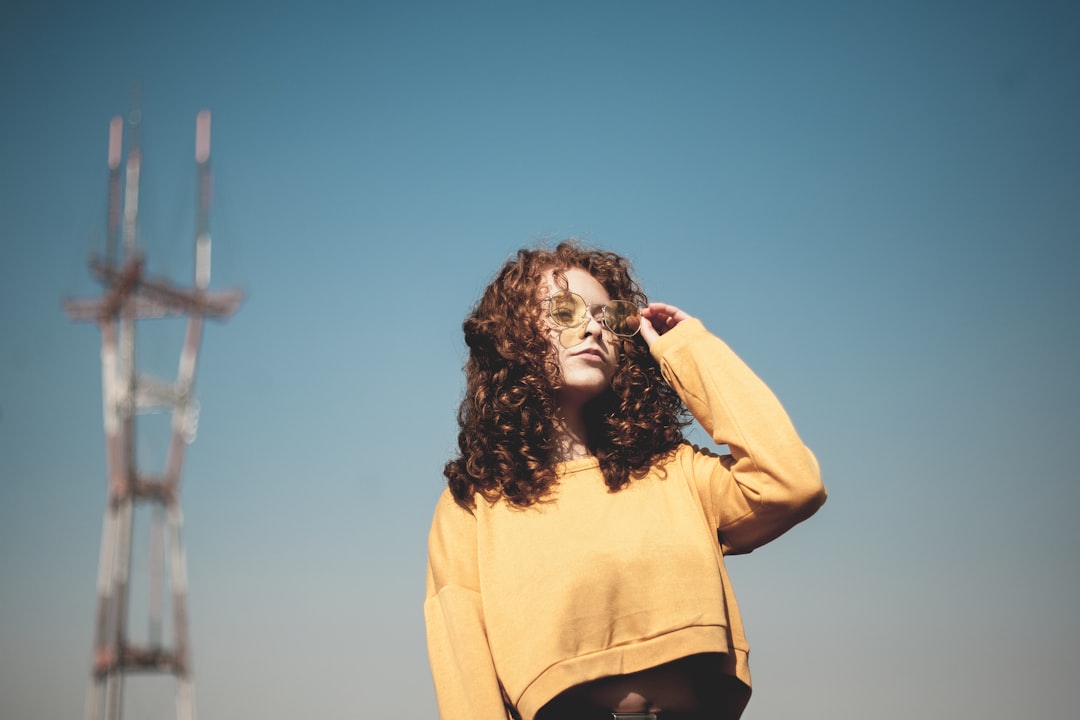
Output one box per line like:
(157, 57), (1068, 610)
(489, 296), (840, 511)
(425, 318), (826, 720)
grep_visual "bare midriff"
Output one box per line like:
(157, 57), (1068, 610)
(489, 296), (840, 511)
(536, 653), (744, 718)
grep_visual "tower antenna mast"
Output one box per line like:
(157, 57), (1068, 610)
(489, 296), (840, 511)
(66, 106), (243, 720)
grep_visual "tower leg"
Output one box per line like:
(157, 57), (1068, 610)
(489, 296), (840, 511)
(86, 503), (117, 720)
(106, 496), (134, 720)
(168, 502), (195, 720)
(150, 506), (165, 649)
(177, 678), (196, 720)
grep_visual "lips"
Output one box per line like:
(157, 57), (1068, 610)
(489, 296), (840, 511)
(573, 348), (606, 362)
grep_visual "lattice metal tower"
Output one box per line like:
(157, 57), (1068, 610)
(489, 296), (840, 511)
(65, 107), (242, 720)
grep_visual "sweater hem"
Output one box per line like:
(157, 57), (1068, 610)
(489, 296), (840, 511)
(516, 626), (743, 720)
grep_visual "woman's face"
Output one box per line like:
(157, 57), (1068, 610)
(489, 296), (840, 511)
(542, 266), (620, 406)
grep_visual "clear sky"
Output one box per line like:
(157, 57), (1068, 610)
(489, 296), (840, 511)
(1, 1), (1077, 718)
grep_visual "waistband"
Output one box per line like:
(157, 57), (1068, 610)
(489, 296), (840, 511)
(535, 706), (707, 720)
(586, 713), (704, 720)
(611, 713), (702, 720)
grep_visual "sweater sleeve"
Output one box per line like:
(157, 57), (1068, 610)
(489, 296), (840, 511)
(650, 318), (827, 555)
(425, 491), (512, 720)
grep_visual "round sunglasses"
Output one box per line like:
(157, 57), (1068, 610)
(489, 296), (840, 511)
(546, 290), (642, 338)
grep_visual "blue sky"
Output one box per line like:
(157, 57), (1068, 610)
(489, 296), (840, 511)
(1, 1), (1077, 718)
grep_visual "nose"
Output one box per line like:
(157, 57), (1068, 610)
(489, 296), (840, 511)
(557, 309), (605, 349)
(582, 308), (605, 337)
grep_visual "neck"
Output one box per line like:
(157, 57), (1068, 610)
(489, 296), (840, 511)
(552, 398), (592, 462)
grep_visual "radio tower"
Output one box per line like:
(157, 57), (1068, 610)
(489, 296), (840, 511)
(65, 106), (242, 720)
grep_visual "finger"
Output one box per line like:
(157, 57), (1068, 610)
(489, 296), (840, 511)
(641, 304), (694, 334)
(638, 314), (660, 347)
(642, 302), (677, 316)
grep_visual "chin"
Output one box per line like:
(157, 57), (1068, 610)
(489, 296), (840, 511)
(558, 377), (613, 403)
(567, 371), (613, 391)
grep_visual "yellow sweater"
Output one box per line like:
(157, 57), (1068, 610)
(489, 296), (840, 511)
(425, 319), (826, 720)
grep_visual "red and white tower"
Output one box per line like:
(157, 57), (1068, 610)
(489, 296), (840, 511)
(66, 107), (242, 720)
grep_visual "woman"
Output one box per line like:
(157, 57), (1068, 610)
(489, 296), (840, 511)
(425, 241), (826, 719)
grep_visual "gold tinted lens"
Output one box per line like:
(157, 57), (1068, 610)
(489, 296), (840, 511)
(604, 301), (640, 336)
(549, 291), (586, 328)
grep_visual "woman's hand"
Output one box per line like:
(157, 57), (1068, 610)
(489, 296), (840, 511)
(639, 303), (694, 348)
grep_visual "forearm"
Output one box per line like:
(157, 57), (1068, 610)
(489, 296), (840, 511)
(651, 319), (826, 551)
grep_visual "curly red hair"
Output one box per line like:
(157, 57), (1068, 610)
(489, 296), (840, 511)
(444, 240), (690, 508)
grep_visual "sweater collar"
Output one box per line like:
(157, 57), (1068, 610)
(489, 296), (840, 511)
(555, 456), (600, 475)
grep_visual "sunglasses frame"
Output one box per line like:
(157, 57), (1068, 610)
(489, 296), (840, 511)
(545, 290), (642, 338)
